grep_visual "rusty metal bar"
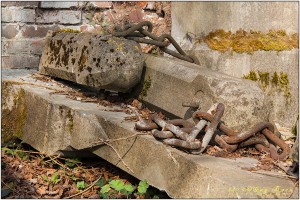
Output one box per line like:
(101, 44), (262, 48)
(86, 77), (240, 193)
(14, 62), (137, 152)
(163, 138), (201, 150)
(151, 114), (189, 141)
(151, 129), (174, 139)
(222, 122), (275, 144)
(239, 133), (269, 148)
(199, 103), (225, 153)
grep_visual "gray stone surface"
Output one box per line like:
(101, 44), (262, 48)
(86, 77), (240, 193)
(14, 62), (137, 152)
(39, 32), (144, 93)
(170, 2), (299, 130)
(36, 10), (82, 24)
(171, 2), (298, 43)
(2, 69), (298, 198)
(141, 54), (271, 131)
(187, 47), (299, 129)
(1, 7), (35, 23)
(40, 1), (83, 8)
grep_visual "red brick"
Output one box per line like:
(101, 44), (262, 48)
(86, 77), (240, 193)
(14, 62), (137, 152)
(128, 10), (144, 23)
(21, 25), (60, 38)
(1, 1), (39, 7)
(2, 55), (40, 69)
(1, 24), (19, 39)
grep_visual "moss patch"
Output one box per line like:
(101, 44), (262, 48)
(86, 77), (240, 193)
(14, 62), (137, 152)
(139, 75), (152, 100)
(1, 85), (28, 143)
(243, 70), (291, 103)
(204, 29), (298, 54)
(66, 110), (74, 133)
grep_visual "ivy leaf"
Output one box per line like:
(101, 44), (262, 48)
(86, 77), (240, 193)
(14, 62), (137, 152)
(109, 179), (125, 191)
(100, 184), (111, 194)
(77, 181), (87, 190)
(138, 180), (149, 194)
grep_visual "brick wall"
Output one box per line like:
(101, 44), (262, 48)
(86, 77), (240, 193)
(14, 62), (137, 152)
(1, 1), (171, 69)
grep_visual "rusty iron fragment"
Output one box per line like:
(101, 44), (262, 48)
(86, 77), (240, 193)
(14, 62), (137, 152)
(151, 129), (174, 139)
(199, 103), (225, 153)
(151, 114), (189, 141)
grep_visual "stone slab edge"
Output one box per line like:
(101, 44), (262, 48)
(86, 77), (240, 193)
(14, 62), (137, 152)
(2, 69), (297, 198)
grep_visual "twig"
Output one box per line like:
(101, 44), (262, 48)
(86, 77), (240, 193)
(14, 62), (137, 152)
(103, 142), (134, 174)
(251, 170), (297, 179)
(65, 175), (103, 199)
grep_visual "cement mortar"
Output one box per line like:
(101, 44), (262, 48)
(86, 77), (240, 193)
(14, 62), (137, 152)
(39, 32), (144, 92)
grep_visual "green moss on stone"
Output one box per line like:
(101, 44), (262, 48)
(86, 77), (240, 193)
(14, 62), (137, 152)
(67, 110), (74, 133)
(1, 86), (27, 143)
(139, 75), (152, 100)
(242, 70), (291, 104)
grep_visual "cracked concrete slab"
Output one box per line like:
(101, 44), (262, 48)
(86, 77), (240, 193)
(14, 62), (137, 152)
(2, 69), (298, 198)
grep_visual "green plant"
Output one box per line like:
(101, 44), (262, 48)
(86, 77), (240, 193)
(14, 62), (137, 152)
(50, 172), (61, 185)
(65, 158), (80, 168)
(77, 181), (87, 190)
(137, 180), (149, 195)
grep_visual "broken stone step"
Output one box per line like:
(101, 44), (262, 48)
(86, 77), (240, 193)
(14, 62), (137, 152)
(136, 54), (271, 131)
(39, 32), (144, 93)
(2, 69), (297, 198)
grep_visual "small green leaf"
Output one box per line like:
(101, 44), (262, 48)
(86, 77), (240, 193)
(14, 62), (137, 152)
(41, 175), (49, 182)
(100, 184), (111, 194)
(109, 179), (125, 191)
(70, 175), (77, 181)
(2, 147), (15, 155)
(17, 151), (27, 159)
(153, 195), (160, 199)
(51, 172), (60, 184)
(77, 181), (87, 190)
(95, 178), (106, 187)
(138, 180), (149, 194)
(124, 183), (135, 194)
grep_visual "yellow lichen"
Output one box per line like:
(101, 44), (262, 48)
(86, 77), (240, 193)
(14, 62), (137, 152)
(58, 28), (81, 33)
(204, 29), (298, 54)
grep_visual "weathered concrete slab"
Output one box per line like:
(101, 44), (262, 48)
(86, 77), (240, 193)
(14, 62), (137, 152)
(2, 69), (298, 198)
(187, 47), (299, 130)
(39, 32), (144, 92)
(139, 54), (271, 131)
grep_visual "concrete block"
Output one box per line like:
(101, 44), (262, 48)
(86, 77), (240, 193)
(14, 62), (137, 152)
(184, 46), (299, 130)
(2, 55), (40, 69)
(2, 39), (45, 55)
(1, 69), (297, 198)
(1, 7), (35, 23)
(171, 2), (298, 42)
(40, 1), (83, 8)
(36, 10), (82, 25)
(138, 54), (271, 131)
(1, 24), (19, 39)
(20, 25), (60, 38)
(1, 1), (39, 7)
(39, 32), (144, 93)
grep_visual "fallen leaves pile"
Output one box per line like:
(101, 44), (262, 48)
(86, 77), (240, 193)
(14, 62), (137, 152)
(1, 141), (169, 199)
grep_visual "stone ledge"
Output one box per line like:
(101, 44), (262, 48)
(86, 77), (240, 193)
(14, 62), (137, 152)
(2, 69), (297, 198)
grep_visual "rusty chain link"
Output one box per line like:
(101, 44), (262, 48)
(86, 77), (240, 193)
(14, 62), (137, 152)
(112, 21), (200, 65)
(134, 103), (291, 161)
